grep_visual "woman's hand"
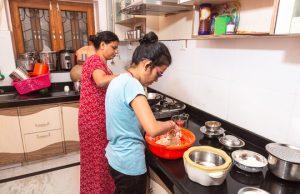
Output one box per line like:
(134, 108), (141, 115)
(167, 121), (181, 137)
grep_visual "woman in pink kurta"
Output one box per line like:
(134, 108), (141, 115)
(78, 31), (119, 194)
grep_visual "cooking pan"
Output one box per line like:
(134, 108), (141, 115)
(147, 93), (163, 106)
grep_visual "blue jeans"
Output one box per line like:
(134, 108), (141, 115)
(109, 165), (147, 194)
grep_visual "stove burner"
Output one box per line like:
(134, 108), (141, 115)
(151, 105), (162, 112)
(150, 95), (186, 119)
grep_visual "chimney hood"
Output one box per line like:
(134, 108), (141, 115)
(120, 0), (193, 16)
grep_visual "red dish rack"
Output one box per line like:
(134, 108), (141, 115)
(12, 73), (51, 95)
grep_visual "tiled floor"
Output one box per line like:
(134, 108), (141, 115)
(0, 152), (80, 194)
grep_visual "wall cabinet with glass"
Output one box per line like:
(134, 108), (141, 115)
(9, 0), (95, 56)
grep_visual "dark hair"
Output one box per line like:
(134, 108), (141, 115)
(131, 32), (172, 68)
(89, 31), (119, 50)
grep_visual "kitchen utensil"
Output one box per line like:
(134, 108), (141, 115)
(39, 51), (59, 71)
(218, 133), (245, 150)
(265, 143), (300, 181)
(73, 81), (80, 92)
(31, 63), (49, 76)
(9, 67), (30, 81)
(205, 121), (221, 131)
(183, 146), (232, 186)
(145, 128), (195, 159)
(16, 52), (38, 71)
(12, 73), (51, 95)
(232, 150), (268, 173)
(59, 49), (76, 70)
(238, 187), (270, 194)
(147, 92), (163, 106)
(69, 64), (82, 82)
(171, 113), (189, 128)
(200, 126), (225, 138)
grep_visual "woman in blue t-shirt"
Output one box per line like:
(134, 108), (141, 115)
(105, 31), (180, 194)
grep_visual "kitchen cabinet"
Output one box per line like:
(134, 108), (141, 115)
(61, 102), (80, 153)
(275, 0), (300, 34)
(0, 108), (25, 165)
(192, 0), (280, 39)
(19, 104), (64, 161)
(9, 0), (95, 55)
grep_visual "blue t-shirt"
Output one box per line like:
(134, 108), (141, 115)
(105, 73), (146, 176)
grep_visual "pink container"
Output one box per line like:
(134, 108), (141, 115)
(12, 73), (51, 94)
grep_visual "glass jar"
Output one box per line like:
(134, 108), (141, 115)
(198, 3), (212, 35)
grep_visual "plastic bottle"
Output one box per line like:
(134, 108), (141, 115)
(198, 3), (212, 35)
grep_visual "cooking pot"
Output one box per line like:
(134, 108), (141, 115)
(59, 49), (75, 70)
(39, 51), (58, 71)
(147, 92), (163, 106)
(145, 128), (195, 159)
(265, 143), (300, 181)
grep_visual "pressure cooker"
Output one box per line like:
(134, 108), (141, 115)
(59, 49), (76, 70)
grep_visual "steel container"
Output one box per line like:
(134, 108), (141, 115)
(39, 51), (58, 71)
(266, 143), (300, 182)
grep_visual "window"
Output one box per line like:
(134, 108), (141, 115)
(9, 0), (95, 55)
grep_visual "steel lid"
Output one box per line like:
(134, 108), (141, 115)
(266, 143), (300, 164)
(219, 134), (245, 148)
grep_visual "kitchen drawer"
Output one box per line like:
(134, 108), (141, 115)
(19, 104), (62, 134)
(24, 129), (64, 161)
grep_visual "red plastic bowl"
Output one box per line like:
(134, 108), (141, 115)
(145, 128), (196, 159)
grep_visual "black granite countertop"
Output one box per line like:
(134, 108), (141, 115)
(145, 88), (300, 194)
(146, 112), (300, 194)
(0, 82), (80, 108)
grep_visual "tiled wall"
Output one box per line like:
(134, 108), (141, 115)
(147, 38), (300, 147)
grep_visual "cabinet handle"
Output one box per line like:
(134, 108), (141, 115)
(33, 30), (37, 39)
(35, 122), (50, 127)
(59, 32), (62, 39)
(36, 132), (51, 138)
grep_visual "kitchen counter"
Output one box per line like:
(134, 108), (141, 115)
(146, 109), (300, 194)
(0, 83), (79, 109)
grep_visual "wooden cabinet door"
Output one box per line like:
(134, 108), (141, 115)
(55, 1), (95, 51)
(0, 108), (25, 165)
(9, 0), (57, 54)
(61, 102), (80, 153)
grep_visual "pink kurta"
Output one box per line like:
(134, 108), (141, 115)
(78, 55), (115, 194)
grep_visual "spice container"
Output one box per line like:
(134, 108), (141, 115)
(198, 3), (212, 35)
(226, 22), (235, 34)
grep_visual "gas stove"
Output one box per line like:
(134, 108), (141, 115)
(151, 96), (186, 119)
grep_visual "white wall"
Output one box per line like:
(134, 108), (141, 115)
(147, 38), (300, 147)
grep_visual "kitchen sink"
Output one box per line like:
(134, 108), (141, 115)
(0, 93), (17, 101)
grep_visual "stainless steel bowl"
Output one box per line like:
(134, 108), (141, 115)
(190, 150), (225, 167)
(266, 143), (300, 181)
(238, 187), (270, 194)
(205, 121), (221, 131)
